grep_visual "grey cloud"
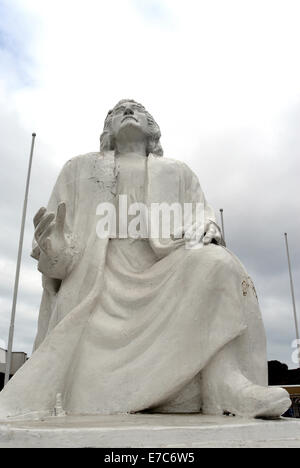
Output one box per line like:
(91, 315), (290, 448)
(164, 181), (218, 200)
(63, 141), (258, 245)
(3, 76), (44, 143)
(0, 0), (299, 370)
(183, 105), (300, 367)
(132, 0), (171, 24)
(0, 103), (60, 355)
(0, 0), (37, 88)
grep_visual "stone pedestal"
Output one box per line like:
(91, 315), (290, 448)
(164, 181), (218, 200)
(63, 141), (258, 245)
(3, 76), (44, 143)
(0, 414), (299, 448)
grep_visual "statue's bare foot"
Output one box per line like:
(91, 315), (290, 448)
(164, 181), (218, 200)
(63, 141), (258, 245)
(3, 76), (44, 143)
(201, 371), (291, 419)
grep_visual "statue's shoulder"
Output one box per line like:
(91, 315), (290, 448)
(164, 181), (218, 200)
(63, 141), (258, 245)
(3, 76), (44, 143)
(150, 154), (177, 164)
(63, 152), (102, 167)
(61, 152), (114, 174)
(150, 155), (195, 178)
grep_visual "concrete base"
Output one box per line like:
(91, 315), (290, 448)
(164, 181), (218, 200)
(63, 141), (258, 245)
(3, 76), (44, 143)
(0, 414), (300, 448)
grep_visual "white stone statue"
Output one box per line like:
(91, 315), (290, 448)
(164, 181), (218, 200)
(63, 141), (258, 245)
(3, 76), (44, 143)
(0, 100), (291, 420)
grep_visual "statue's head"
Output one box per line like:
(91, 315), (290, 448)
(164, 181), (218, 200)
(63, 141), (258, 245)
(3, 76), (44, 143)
(100, 99), (163, 157)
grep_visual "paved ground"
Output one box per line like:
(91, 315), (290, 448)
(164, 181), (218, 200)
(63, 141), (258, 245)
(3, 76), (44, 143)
(0, 413), (300, 448)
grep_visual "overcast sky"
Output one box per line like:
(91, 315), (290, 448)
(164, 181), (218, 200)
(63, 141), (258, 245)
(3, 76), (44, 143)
(0, 0), (299, 368)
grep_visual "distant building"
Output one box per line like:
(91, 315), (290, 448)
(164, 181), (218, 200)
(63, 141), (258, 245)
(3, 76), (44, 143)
(0, 347), (27, 391)
(268, 361), (300, 419)
(282, 386), (300, 418)
(268, 360), (300, 386)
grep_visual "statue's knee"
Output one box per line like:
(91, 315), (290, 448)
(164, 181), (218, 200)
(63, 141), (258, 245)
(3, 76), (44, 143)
(212, 247), (241, 276)
(185, 245), (237, 275)
(210, 245), (233, 266)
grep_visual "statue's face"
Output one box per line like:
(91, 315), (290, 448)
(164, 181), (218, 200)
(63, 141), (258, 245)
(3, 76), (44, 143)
(110, 101), (149, 142)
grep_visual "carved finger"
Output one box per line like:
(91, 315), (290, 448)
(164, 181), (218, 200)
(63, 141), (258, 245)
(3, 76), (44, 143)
(38, 224), (54, 246)
(33, 207), (47, 228)
(207, 223), (216, 235)
(35, 213), (55, 239)
(31, 244), (41, 261)
(184, 224), (196, 241)
(45, 238), (53, 256)
(214, 230), (222, 243)
(56, 202), (66, 232)
(195, 224), (206, 240)
(188, 229), (203, 244)
(203, 235), (213, 245)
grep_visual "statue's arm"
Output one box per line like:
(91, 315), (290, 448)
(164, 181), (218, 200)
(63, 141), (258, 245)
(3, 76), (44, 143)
(181, 162), (225, 247)
(31, 160), (80, 281)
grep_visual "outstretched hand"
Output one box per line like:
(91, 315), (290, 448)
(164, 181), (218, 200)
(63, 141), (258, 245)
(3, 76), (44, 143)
(34, 202), (68, 258)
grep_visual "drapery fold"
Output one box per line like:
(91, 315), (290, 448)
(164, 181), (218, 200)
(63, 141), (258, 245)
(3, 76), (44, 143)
(0, 152), (267, 419)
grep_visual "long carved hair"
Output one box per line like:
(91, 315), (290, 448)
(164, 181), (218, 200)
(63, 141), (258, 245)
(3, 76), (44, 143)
(100, 99), (164, 157)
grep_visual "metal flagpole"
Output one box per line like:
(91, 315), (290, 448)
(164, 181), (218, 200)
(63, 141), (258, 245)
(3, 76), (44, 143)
(284, 233), (300, 368)
(4, 133), (36, 386)
(220, 208), (226, 244)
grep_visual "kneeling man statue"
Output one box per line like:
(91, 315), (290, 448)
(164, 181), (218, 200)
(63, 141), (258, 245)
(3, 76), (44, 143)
(0, 100), (291, 419)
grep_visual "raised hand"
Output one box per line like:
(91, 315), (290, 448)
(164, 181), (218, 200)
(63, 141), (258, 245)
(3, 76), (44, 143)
(34, 202), (68, 258)
(33, 203), (76, 280)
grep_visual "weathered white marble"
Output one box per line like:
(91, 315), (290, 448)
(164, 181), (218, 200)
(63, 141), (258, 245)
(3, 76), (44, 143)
(0, 100), (291, 420)
(0, 414), (299, 448)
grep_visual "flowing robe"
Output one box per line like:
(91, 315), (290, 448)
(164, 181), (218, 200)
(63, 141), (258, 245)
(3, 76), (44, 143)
(0, 152), (267, 418)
